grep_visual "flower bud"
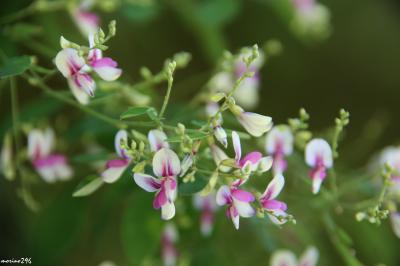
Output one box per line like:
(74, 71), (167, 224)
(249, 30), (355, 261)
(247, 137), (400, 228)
(213, 125), (227, 148)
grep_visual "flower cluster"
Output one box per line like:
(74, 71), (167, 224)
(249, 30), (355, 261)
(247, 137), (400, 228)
(55, 22), (121, 105)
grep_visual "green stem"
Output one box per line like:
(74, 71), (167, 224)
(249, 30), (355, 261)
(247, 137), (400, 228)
(322, 212), (363, 266)
(159, 76), (173, 120)
(10, 78), (21, 155)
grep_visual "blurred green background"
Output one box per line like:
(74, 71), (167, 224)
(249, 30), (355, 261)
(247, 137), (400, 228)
(1, 0), (400, 265)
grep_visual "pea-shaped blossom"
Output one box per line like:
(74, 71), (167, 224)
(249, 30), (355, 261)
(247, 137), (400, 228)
(55, 35), (121, 105)
(101, 130), (131, 183)
(305, 138), (333, 194)
(133, 148), (181, 220)
(71, 0), (100, 36)
(193, 193), (217, 236)
(28, 128), (73, 183)
(260, 174), (288, 224)
(266, 125), (294, 174)
(162, 223), (178, 266)
(232, 131), (272, 173)
(270, 246), (319, 266)
(148, 129), (170, 152)
(232, 106), (273, 137)
(216, 179), (256, 230)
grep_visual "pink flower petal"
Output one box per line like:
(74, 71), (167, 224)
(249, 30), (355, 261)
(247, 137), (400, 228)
(231, 189), (255, 202)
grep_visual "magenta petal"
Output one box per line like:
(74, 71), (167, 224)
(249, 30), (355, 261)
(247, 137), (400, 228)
(92, 57), (118, 68)
(262, 199), (287, 211)
(105, 158), (129, 168)
(231, 189), (255, 202)
(153, 188), (167, 209)
(239, 151), (262, 167)
(33, 154), (67, 168)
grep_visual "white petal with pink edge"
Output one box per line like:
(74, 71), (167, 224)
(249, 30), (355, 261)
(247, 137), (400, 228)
(266, 125), (293, 155)
(233, 199), (255, 218)
(232, 131), (241, 162)
(153, 148), (181, 178)
(305, 138), (333, 168)
(262, 174), (285, 200)
(67, 78), (90, 105)
(114, 130), (129, 158)
(148, 129), (169, 152)
(101, 164), (128, 183)
(54, 48), (85, 77)
(216, 185), (231, 206)
(133, 173), (161, 192)
(92, 58), (122, 81)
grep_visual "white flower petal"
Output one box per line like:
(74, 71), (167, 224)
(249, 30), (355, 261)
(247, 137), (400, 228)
(299, 246), (319, 266)
(270, 250), (297, 266)
(266, 125), (294, 155)
(101, 165), (128, 183)
(233, 199), (255, 218)
(232, 131), (241, 162)
(54, 48), (85, 78)
(237, 111), (272, 137)
(153, 148), (181, 178)
(262, 174), (285, 200)
(133, 173), (161, 192)
(67, 78), (90, 105)
(161, 201), (176, 220)
(216, 185), (231, 206)
(114, 130), (129, 158)
(148, 129), (169, 152)
(312, 176), (323, 194)
(305, 138), (333, 168)
(210, 145), (231, 172)
(230, 207), (240, 230)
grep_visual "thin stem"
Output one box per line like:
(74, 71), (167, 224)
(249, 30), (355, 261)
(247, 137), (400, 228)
(322, 212), (363, 266)
(10, 78), (21, 154)
(159, 76), (173, 120)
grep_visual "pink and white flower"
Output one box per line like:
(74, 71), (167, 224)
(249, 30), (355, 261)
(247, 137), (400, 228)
(216, 179), (256, 230)
(133, 148), (181, 220)
(27, 128), (73, 183)
(193, 193), (217, 236)
(148, 129), (170, 152)
(71, 0), (100, 36)
(266, 125), (294, 174)
(305, 138), (333, 194)
(55, 48), (95, 105)
(232, 106), (273, 137)
(260, 174), (288, 224)
(55, 35), (121, 105)
(161, 223), (179, 266)
(270, 246), (319, 266)
(232, 131), (272, 173)
(101, 130), (131, 183)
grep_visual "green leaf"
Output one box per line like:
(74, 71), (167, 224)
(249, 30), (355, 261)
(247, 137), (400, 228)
(72, 175), (104, 197)
(0, 56), (32, 79)
(196, 0), (240, 27)
(120, 106), (156, 120)
(121, 2), (160, 23)
(179, 173), (209, 195)
(121, 193), (163, 265)
(147, 108), (159, 121)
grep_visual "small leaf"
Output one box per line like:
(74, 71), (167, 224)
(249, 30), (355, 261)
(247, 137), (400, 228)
(72, 175), (104, 197)
(0, 56), (32, 79)
(146, 108), (158, 121)
(120, 106), (156, 120)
